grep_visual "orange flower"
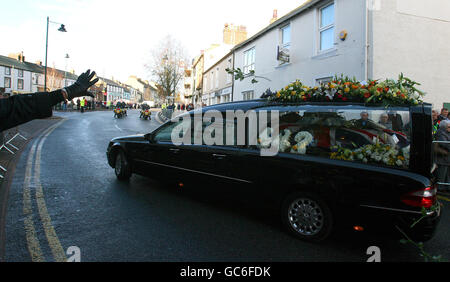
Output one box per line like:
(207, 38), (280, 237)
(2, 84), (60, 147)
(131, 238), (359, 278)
(351, 84), (359, 89)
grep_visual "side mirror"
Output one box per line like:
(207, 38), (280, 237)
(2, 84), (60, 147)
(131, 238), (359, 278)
(144, 133), (154, 143)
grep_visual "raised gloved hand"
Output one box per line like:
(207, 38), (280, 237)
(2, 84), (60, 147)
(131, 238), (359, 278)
(64, 69), (99, 100)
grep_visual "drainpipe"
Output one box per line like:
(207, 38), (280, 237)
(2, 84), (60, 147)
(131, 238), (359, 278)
(365, 0), (370, 82)
(231, 51), (235, 102)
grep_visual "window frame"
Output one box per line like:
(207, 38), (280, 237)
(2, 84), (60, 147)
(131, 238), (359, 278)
(243, 47), (255, 75)
(18, 79), (24, 90)
(5, 67), (11, 75)
(318, 2), (335, 52)
(18, 69), (24, 78)
(4, 77), (11, 88)
(280, 24), (291, 50)
(242, 90), (254, 101)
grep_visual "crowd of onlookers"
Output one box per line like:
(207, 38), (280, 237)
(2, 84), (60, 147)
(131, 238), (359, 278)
(432, 108), (450, 194)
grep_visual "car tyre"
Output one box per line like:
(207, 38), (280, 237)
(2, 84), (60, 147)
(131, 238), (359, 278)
(281, 191), (333, 242)
(114, 149), (132, 181)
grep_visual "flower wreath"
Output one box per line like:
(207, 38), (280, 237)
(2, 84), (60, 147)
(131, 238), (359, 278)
(291, 131), (314, 155)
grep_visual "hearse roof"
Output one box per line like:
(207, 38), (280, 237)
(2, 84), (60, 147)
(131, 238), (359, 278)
(198, 99), (431, 112)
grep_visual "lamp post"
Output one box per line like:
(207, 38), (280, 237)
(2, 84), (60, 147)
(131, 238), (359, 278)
(64, 53), (69, 87)
(44, 16), (67, 92)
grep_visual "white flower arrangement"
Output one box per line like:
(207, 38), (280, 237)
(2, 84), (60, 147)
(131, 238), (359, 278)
(258, 128), (275, 149)
(279, 129), (292, 152)
(290, 131), (314, 155)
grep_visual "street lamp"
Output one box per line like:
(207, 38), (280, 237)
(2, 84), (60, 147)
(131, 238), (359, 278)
(44, 16), (67, 92)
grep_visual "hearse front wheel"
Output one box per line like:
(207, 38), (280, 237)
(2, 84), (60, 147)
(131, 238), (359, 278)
(114, 149), (132, 181)
(281, 191), (333, 242)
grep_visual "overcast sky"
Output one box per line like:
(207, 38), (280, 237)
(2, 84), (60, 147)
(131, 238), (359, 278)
(0, 0), (307, 82)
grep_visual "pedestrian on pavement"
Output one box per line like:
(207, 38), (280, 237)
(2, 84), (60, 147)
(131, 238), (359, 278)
(80, 97), (86, 113)
(76, 98), (80, 110)
(0, 69), (98, 132)
(434, 120), (450, 194)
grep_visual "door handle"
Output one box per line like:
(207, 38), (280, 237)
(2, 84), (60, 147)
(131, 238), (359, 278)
(169, 148), (180, 154)
(212, 153), (227, 159)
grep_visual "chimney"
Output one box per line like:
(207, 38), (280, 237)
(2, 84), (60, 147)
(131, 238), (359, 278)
(8, 52), (25, 62)
(36, 60), (43, 66)
(223, 23), (247, 45)
(270, 9), (278, 24)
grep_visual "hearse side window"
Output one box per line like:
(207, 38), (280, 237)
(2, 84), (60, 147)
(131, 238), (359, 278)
(200, 112), (241, 147)
(256, 106), (412, 169)
(154, 117), (191, 142)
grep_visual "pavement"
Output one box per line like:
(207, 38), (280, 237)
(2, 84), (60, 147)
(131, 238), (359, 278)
(0, 116), (63, 261)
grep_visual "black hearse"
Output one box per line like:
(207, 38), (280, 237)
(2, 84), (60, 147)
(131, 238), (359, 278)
(107, 99), (441, 242)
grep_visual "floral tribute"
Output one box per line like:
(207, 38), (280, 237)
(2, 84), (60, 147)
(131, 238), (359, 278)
(329, 141), (410, 168)
(257, 128), (314, 155)
(269, 73), (425, 106)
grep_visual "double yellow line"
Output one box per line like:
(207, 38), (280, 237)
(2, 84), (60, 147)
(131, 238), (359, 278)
(22, 120), (67, 262)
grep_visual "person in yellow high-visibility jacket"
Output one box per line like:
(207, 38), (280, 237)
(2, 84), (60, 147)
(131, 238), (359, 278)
(80, 97), (85, 113)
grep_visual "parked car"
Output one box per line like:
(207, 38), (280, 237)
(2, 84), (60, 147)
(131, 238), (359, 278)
(106, 99), (441, 242)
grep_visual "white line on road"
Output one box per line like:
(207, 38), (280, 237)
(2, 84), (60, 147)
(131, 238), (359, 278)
(114, 124), (123, 131)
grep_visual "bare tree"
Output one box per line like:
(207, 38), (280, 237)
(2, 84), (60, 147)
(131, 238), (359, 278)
(46, 65), (64, 91)
(145, 35), (189, 102)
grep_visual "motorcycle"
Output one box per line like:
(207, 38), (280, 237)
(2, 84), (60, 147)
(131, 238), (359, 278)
(114, 108), (124, 118)
(141, 109), (151, 120)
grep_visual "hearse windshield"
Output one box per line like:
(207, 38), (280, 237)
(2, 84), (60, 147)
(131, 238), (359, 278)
(256, 104), (411, 169)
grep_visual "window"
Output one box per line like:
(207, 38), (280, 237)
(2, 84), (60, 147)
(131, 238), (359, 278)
(5, 67), (11, 75)
(281, 24), (291, 49)
(316, 77), (333, 85)
(242, 90), (254, 100)
(18, 69), (24, 77)
(255, 105), (411, 169)
(210, 72), (214, 90)
(18, 79), (23, 90)
(154, 119), (189, 142)
(227, 58), (232, 84)
(215, 67), (219, 89)
(319, 3), (335, 51)
(4, 77), (11, 88)
(243, 47), (255, 74)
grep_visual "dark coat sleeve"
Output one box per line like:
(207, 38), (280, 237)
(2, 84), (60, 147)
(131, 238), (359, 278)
(0, 90), (64, 132)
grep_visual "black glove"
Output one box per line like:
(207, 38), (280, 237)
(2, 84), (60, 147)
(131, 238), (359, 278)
(64, 69), (99, 100)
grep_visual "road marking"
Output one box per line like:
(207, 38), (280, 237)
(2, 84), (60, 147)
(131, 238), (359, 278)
(437, 195), (450, 202)
(22, 120), (66, 262)
(114, 124), (123, 131)
(34, 120), (67, 262)
(23, 141), (44, 262)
